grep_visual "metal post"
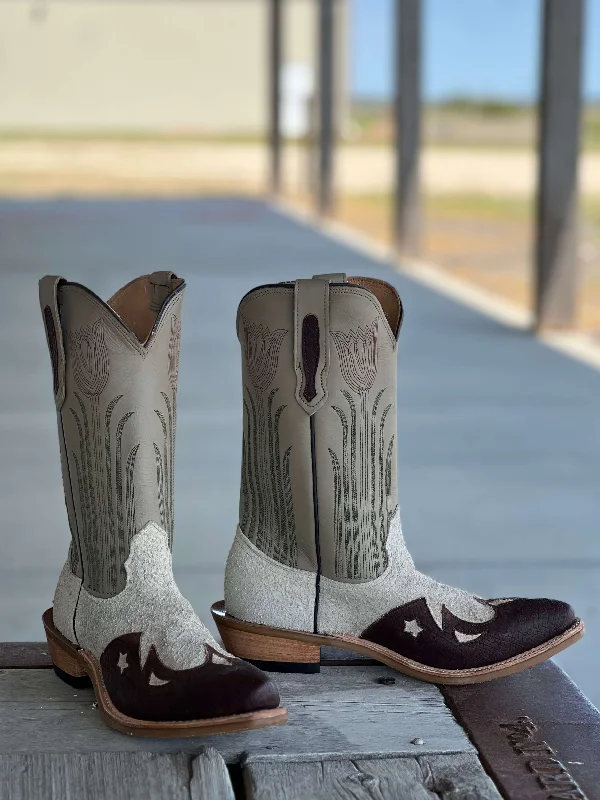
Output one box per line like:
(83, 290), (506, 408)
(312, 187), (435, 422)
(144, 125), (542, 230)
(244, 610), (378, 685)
(393, 0), (422, 256)
(317, 0), (335, 216)
(535, 0), (584, 330)
(268, 0), (283, 196)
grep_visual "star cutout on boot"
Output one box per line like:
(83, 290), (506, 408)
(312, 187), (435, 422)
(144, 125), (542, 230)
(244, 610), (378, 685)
(404, 619), (423, 638)
(117, 652), (129, 674)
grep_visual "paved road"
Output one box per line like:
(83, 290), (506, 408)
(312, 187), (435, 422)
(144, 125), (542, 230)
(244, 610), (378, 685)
(0, 197), (598, 707)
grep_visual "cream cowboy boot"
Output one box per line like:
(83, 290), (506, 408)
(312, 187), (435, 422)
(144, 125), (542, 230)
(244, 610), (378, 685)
(40, 273), (286, 736)
(213, 275), (583, 683)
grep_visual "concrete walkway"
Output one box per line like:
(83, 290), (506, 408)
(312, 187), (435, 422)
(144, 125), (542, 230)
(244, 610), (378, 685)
(0, 197), (598, 707)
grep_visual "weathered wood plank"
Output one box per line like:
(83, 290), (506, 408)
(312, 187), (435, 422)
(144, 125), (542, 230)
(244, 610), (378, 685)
(0, 750), (234, 800)
(0, 642), (52, 669)
(190, 749), (235, 800)
(244, 753), (502, 799)
(443, 661), (600, 800)
(0, 667), (473, 760)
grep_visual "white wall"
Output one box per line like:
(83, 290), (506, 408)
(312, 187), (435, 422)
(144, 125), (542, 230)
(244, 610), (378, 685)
(0, 0), (320, 133)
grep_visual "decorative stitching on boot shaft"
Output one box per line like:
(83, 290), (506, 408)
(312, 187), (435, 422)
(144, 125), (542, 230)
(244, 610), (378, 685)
(51, 279), (184, 597)
(241, 317), (287, 392)
(328, 318), (395, 580)
(239, 316), (297, 566)
(331, 318), (379, 395)
(240, 386), (296, 567)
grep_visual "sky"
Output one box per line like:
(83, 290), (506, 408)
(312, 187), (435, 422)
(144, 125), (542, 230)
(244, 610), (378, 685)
(351, 0), (600, 102)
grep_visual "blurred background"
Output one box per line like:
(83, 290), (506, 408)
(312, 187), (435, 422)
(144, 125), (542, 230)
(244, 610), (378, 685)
(0, 0), (598, 707)
(0, 0), (599, 332)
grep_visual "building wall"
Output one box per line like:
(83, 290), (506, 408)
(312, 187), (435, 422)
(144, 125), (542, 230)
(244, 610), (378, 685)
(0, 0), (345, 134)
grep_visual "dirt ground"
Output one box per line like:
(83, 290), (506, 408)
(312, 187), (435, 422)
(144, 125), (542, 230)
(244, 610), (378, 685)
(1, 140), (599, 198)
(330, 193), (600, 335)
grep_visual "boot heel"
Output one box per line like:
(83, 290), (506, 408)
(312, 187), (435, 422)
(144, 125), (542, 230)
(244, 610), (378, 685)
(42, 608), (92, 688)
(218, 621), (321, 674)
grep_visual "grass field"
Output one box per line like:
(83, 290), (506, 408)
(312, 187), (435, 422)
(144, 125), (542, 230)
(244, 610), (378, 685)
(349, 100), (600, 151)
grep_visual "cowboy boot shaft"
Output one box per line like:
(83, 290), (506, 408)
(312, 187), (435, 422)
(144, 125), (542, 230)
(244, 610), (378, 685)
(238, 284), (316, 572)
(40, 272), (184, 597)
(237, 276), (402, 581)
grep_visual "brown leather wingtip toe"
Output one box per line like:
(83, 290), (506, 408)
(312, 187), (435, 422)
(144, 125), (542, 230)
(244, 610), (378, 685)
(226, 659), (282, 715)
(99, 632), (281, 723)
(487, 597), (577, 651)
(359, 595), (580, 672)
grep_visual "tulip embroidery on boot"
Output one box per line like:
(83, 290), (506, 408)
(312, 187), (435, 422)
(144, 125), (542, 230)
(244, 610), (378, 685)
(167, 314), (181, 390)
(152, 314), (180, 548)
(329, 319), (397, 580)
(242, 317), (287, 393)
(117, 652), (129, 673)
(239, 318), (297, 567)
(331, 318), (379, 395)
(68, 319), (142, 595)
(153, 392), (176, 546)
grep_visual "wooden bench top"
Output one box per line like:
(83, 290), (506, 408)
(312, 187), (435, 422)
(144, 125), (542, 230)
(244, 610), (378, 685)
(1, 643), (599, 799)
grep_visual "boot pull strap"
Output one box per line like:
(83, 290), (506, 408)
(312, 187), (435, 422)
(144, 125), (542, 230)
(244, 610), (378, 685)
(312, 273), (347, 283)
(149, 271), (179, 312)
(294, 278), (330, 415)
(39, 275), (67, 409)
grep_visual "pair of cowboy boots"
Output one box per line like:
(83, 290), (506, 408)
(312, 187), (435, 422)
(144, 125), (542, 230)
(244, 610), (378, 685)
(40, 272), (583, 737)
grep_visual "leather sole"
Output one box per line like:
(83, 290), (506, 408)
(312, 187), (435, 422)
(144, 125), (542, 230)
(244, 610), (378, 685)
(211, 601), (584, 685)
(42, 608), (288, 737)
